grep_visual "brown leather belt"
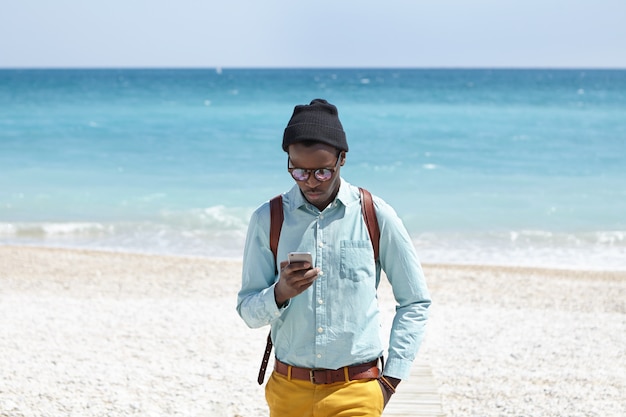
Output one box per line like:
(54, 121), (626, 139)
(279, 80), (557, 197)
(274, 358), (379, 384)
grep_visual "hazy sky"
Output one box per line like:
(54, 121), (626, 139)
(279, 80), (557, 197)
(1, 0), (625, 68)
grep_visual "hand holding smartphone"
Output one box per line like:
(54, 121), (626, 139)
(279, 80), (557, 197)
(288, 252), (312, 265)
(276, 252), (317, 305)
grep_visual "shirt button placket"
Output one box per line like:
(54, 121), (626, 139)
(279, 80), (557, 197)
(314, 214), (326, 365)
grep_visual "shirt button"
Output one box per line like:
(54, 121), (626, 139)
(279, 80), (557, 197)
(319, 214), (324, 219)
(319, 271), (324, 276)
(317, 327), (324, 333)
(318, 242), (324, 248)
(318, 299), (323, 304)
(317, 354), (322, 359)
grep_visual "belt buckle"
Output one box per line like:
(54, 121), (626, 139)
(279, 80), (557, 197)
(309, 369), (323, 384)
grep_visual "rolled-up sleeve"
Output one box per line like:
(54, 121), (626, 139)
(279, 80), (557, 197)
(377, 200), (431, 379)
(236, 205), (286, 328)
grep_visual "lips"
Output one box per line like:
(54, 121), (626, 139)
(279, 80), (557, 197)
(305, 190), (323, 199)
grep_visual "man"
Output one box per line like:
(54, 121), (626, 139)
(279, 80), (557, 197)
(237, 98), (431, 417)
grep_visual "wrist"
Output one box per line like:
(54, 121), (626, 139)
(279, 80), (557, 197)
(274, 284), (289, 308)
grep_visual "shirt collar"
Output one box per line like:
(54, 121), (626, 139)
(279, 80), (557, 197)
(285, 178), (359, 212)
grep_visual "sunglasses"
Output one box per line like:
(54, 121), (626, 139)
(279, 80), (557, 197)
(288, 153), (341, 182)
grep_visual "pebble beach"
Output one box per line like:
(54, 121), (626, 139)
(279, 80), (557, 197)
(1, 246), (624, 417)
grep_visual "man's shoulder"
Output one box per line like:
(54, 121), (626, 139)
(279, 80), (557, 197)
(249, 199), (273, 230)
(345, 183), (390, 211)
(355, 187), (399, 222)
(253, 186), (299, 218)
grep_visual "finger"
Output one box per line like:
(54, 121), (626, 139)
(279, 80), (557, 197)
(287, 261), (312, 272)
(303, 267), (320, 279)
(292, 273), (319, 292)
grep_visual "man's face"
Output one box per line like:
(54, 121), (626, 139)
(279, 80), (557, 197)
(288, 142), (345, 211)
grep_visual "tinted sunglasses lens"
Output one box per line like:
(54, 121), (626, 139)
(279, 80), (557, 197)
(314, 169), (333, 181)
(291, 169), (309, 181)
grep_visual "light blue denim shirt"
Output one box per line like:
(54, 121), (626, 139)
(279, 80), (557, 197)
(237, 179), (431, 379)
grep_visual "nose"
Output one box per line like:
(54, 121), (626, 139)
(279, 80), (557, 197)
(305, 174), (322, 188)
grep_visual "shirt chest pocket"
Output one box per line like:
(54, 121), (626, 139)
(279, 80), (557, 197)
(340, 240), (374, 282)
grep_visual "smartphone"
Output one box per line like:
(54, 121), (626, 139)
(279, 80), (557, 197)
(288, 252), (313, 265)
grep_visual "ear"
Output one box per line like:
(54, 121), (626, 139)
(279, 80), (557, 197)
(339, 152), (346, 166)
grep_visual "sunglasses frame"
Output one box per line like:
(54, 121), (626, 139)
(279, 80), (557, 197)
(288, 152), (342, 182)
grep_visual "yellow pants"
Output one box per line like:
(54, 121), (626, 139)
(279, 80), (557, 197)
(265, 370), (384, 417)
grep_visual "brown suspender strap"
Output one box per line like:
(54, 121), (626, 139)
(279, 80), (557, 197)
(269, 195), (284, 275)
(257, 189), (379, 385)
(259, 195), (284, 385)
(359, 187), (380, 261)
(257, 332), (274, 385)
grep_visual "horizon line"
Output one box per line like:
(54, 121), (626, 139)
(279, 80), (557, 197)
(1, 65), (626, 71)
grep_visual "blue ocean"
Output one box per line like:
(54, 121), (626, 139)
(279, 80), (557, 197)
(1, 69), (625, 270)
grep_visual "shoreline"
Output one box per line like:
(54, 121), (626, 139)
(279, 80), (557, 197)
(2, 243), (624, 275)
(1, 246), (624, 416)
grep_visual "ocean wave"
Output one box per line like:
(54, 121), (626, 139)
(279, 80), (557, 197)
(0, 222), (111, 237)
(158, 206), (250, 230)
(413, 230), (626, 271)
(0, 206), (253, 258)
